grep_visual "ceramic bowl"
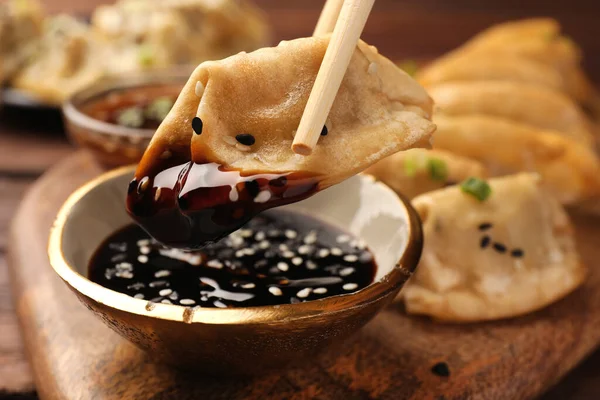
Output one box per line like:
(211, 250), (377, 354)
(49, 166), (422, 374)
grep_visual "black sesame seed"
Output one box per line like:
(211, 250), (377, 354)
(245, 180), (260, 198)
(192, 117), (203, 135)
(431, 362), (450, 377)
(128, 179), (137, 194)
(511, 249), (525, 258)
(493, 243), (507, 253)
(321, 126), (328, 136)
(478, 222), (493, 231)
(269, 176), (288, 187)
(480, 235), (491, 249)
(236, 133), (255, 146)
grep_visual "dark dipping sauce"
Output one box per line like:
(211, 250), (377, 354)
(88, 210), (377, 307)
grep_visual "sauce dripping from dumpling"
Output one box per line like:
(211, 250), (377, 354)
(126, 156), (320, 250)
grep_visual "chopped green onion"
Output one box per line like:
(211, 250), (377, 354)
(398, 59), (419, 77)
(138, 45), (155, 67)
(460, 177), (492, 202)
(117, 107), (144, 128)
(403, 157), (418, 177)
(145, 96), (174, 122)
(427, 158), (448, 181)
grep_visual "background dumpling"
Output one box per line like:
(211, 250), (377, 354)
(400, 173), (586, 322)
(364, 149), (487, 200)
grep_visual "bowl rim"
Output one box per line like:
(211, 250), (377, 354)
(62, 67), (194, 139)
(48, 166), (423, 325)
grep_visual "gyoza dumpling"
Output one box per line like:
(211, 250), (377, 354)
(0, 0), (44, 84)
(432, 114), (600, 204)
(428, 81), (594, 146)
(364, 149), (487, 200)
(129, 36), (436, 247)
(11, 15), (104, 104)
(401, 173), (586, 322)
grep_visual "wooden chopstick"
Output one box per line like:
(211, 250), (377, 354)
(292, 0), (376, 156)
(313, 0), (345, 36)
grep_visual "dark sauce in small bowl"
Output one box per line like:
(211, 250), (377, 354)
(89, 209), (377, 308)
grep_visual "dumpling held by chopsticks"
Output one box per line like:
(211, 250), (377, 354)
(127, 36), (436, 248)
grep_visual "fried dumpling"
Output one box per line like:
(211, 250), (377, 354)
(432, 114), (600, 204)
(128, 36), (435, 248)
(365, 149), (487, 200)
(11, 15), (104, 104)
(428, 81), (594, 146)
(401, 173), (586, 322)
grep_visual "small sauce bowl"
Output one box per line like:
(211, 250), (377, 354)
(62, 68), (192, 168)
(48, 167), (422, 374)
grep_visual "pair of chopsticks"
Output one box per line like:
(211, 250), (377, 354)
(291, 0), (376, 156)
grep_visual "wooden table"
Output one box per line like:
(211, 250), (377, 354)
(2, 0), (600, 398)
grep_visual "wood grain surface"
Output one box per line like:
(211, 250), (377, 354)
(6, 151), (600, 400)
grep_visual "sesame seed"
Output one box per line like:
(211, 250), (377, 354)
(339, 267), (354, 276)
(255, 231), (266, 241)
(269, 287), (283, 296)
(222, 135), (237, 146)
(140, 247), (151, 255)
(306, 260), (317, 270)
(128, 282), (145, 290)
(297, 288), (312, 298)
(235, 250), (245, 258)
(195, 81), (205, 97)
(159, 289), (173, 296)
(480, 236), (491, 249)
(292, 257), (303, 266)
(137, 239), (150, 247)
(241, 283), (256, 289)
(336, 234), (350, 243)
(277, 262), (289, 271)
(343, 283), (358, 291)
(511, 249), (525, 258)
(206, 259), (223, 269)
(192, 117), (203, 135)
(137, 177), (149, 193)
(236, 143), (251, 152)
(318, 249), (330, 258)
(161, 299), (172, 304)
(359, 251), (373, 263)
(258, 240), (270, 250)
(154, 270), (171, 278)
(255, 259), (268, 268)
(134, 293), (145, 299)
(236, 133), (256, 146)
(368, 62), (378, 74)
(160, 150), (171, 160)
(478, 222), (493, 231)
(331, 248), (343, 256)
(154, 187), (162, 201)
(493, 243), (507, 253)
(116, 271), (134, 279)
(313, 287), (327, 294)
(279, 244), (289, 251)
(229, 187), (239, 202)
(240, 229), (253, 238)
(304, 231), (317, 244)
(180, 299), (196, 305)
(268, 230), (280, 237)
(137, 255), (148, 263)
(149, 280), (169, 288)
(254, 190), (271, 203)
(320, 125), (328, 136)
(298, 245), (312, 255)
(200, 296), (208, 302)
(343, 255), (358, 262)
(282, 251), (295, 258)
(285, 230), (298, 239)
(169, 291), (179, 300)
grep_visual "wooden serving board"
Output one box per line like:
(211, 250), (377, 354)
(8, 151), (600, 400)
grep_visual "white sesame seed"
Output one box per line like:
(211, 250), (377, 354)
(306, 260), (317, 270)
(240, 229), (253, 238)
(180, 299), (196, 305)
(313, 287), (327, 294)
(268, 230), (280, 237)
(296, 288), (312, 298)
(245, 248), (256, 256)
(154, 270), (171, 278)
(282, 251), (295, 259)
(285, 230), (297, 239)
(206, 259), (223, 269)
(277, 262), (289, 272)
(318, 249), (330, 258)
(161, 299), (172, 304)
(255, 231), (266, 241)
(336, 234), (350, 243)
(229, 187), (239, 202)
(137, 255), (148, 263)
(159, 289), (173, 296)
(343, 283), (358, 291)
(116, 271), (134, 279)
(291, 257), (303, 266)
(258, 240), (270, 249)
(137, 239), (150, 247)
(339, 267), (355, 276)
(236, 143), (252, 152)
(200, 296), (208, 302)
(195, 81), (205, 98)
(230, 236), (244, 248)
(235, 250), (245, 258)
(116, 262), (133, 270)
(134, 293), (145, 299)
(343, 255), (359, 263)
(241, 283), (256, 289)
(331, 248), (343, 256)
(269, 287), (283, 296)
(140, 246), (151, 255)
(254, 190), (271, 203)
(368, 62), (378, 75)
(303, 231), (317, 244)
(169, 291), (179, 300)
(298, 245), (312, 255)
(279, 244), (289, 251)
(223, 135), (237, 146)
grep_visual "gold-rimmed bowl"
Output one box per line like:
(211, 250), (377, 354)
(48, 166), (423, 374)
